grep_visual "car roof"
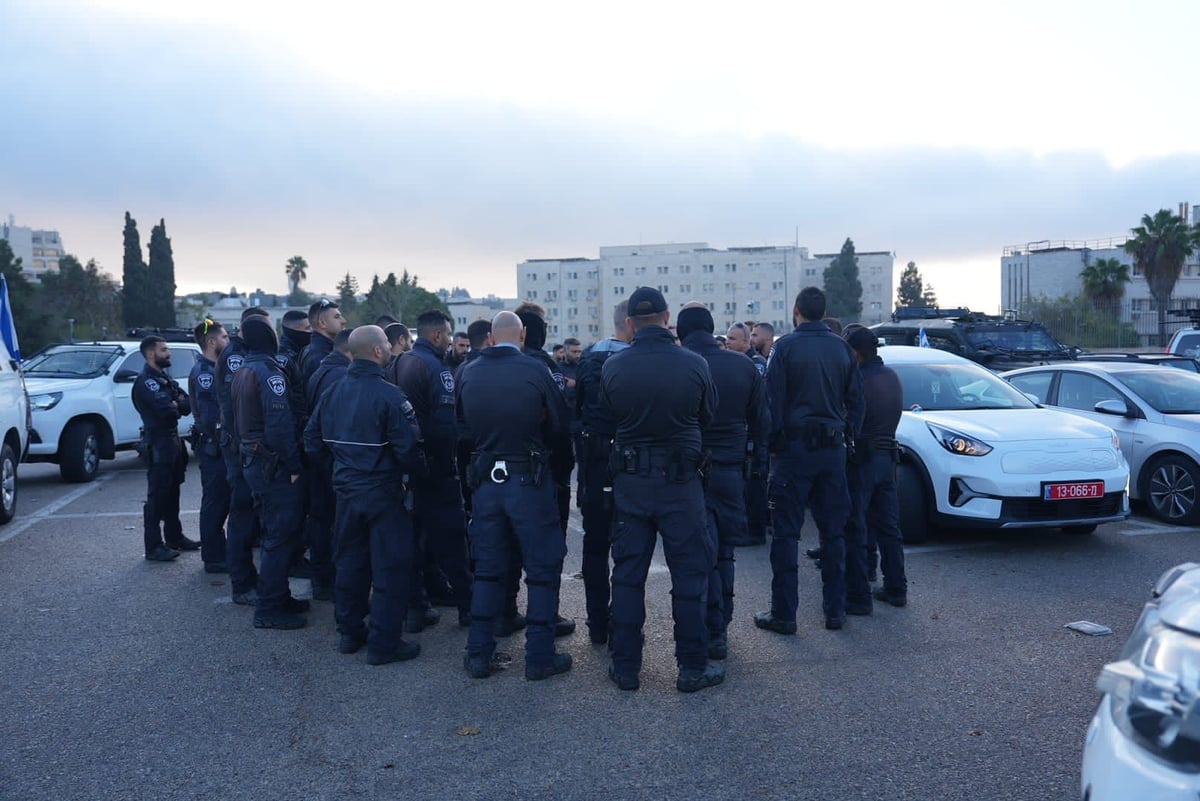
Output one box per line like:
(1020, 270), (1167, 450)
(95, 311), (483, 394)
(1002, 361), (1167, 377)
(45, 341), (199, 349)
(877, 345), (974, 365)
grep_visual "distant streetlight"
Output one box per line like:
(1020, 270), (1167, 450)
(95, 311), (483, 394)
(67, 318), (76, 342)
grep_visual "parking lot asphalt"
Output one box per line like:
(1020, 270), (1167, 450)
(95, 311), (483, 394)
(0, 454), (1193, 801)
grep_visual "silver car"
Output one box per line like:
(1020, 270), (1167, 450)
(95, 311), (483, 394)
(1004, 362), (1200, 525)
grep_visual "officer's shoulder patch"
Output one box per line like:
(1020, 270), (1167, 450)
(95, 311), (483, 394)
(275, 354), (289, 367)
(552, 371), (566, 391)
(227, 355), (244, 372)
(755, 363), (766, 376)
(440, 370), (454, 392)
(267, 375), (287, 397)
(144, 378), (160, 392)
(197, 373), (213, 389)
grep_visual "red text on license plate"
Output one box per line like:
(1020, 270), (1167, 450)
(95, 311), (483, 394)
(1044, 481), (1104, 500)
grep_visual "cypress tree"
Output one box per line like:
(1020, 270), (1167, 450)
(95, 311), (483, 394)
(121, 212), (148, 329)
(147, 219), (177, 327)
(822, 237), (863, 321)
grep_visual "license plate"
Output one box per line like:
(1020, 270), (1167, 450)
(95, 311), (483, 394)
(1043, 481), (1104, 500)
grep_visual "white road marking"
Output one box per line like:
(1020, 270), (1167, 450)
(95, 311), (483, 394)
(47, 510), (200, 519)
(0, 473), (117, 544)
(903, 542), (991, 555)
(1121, 521), (1186, 537)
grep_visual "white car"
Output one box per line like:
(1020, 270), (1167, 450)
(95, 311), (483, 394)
(1083, 562), (1200, 800)
(1004, 362), (1200, 526)
(882, 346), (1129, 541)
(23, 340), (201, 482)
(0, 338), (30, 524)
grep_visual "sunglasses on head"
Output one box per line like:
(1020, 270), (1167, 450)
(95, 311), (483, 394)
(202, 318), (215, 335)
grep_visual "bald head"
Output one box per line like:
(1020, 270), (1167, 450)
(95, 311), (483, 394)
(491, 311), (524, 346)
(349, 325), (390, 366)
(681, 300), (707, 310)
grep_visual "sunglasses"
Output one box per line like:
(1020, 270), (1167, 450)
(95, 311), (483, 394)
(316, 298), (337, 309)
(202, 318), (216, 335)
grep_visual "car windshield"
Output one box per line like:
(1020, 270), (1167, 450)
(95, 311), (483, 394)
(891, 362), (1037, 411)
(963, 324), (1066, 354)
(23, 346), (122, 377)
(1114, 369), (1200, 414)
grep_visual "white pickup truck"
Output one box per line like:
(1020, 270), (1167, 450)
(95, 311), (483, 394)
(23, 340), (201, 482)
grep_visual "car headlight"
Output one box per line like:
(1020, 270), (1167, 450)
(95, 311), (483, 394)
(29, 392), (62, 411)
(926, 422), (993, 457)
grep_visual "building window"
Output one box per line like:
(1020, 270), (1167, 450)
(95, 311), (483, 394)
(680, 284), (691, 293)
(748, 281), (760, 290)
(614, 267), (625, 276)
(546, 273), (556, 281)
(726, 264), (737, 272)
(703, 264), (714, 273)
(680, 265), (691, 274)
(614, 286), (625, 295)
(529, 291), (538, 299)
(725, 301), (736, 312)
(527, 273), (536, 281)
(772, 300), (784, 310)
(657, 265), (669, 275)
(772, 281), (783, 290)
(659, 285), (669, 294)
(805, 268), (816, 277)
(546, 290), (557, 301)
(635, 266), (646, 276)
(567, 289), (577, 300)
(702, 283), (714, 292)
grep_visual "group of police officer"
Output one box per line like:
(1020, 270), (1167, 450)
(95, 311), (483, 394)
(133, 284), (907, 691)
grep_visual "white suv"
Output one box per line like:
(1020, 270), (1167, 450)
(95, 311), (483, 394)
(23, 340), (201, 482)
(0, 338), (29, 524)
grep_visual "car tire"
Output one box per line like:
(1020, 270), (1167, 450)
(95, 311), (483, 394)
(60, 421), (101, 483)
(1144, 454), (1200, 526)
(0, 442), (18, 524)
(1062, 524), (1097, 535)
(897, 461), (931, 544)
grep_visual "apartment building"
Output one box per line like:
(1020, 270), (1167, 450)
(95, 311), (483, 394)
(1, 215), (64, 280)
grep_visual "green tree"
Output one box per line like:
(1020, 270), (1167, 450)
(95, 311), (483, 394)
(40, 256), (123, 342)
(1026, 294), (1139, 349)
(286, 255), (308, 296)
(1125, 209), (1197, 345)
(335, 272), (359, 316)
(823, 237), (863, 321)
(146, 219), (177, 327)
(896, 261), (926, 308)
(921, 283), (939, 308)
(353, 270), (448, 326)
(121, 211), (148, 328)
(0, 239), (53, 353)
(1079, 257), (1132, 308)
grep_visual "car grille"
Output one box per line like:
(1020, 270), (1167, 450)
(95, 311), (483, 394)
(1001, 492), (1124, 521)
(1000, 449), (1118, 475)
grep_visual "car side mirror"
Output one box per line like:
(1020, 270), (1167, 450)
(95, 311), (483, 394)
(1094, 399), (1129, 417)
(113, 369), (139, 384)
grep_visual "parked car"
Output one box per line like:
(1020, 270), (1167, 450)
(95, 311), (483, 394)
(882, 346), (1129, 542)
(23, 340), (201, 482)
(1082, 562), (1200, 800)
(1166, 309), (1200, 357)
(1004, 361), (1200, 525)
(0, 337), (30, 524)
(1075, 353), (1200, 373)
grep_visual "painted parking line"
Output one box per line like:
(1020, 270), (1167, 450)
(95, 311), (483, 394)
(904, 542), (992, 555)
(0, 473), (117, 544)
(48, 510), (200, 519)
(1121, 520), (1188, 537)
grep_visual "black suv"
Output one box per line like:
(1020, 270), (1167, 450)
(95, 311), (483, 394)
(870, 308), (1077, 371)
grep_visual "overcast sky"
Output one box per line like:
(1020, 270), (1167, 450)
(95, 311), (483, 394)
(4, 0), (1199, 311)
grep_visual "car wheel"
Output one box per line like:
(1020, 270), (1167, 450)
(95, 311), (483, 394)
(1062, 524), (1097, 535)
(60, 421), (101, 483)
(1144, 454), (1200, 526)
(0, 443), (17, 524)
(897, 461), (931, 544)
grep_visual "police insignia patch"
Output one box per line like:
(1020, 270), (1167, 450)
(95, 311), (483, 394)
(553, 373), (566, 391)
(228, 355), (244, 372)
(197, 373), (213, 390)
(440, 371), (455, 392)
(275, 354), (289, 366)
(145, 379), (160, 392)
(267, 375), (287, 397)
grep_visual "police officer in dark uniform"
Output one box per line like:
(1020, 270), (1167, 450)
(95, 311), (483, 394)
(755, 287), (864, 634)
(678, 305), (767, 661)
(601, 287), (722, 693)
(304, 326), (426, 664)
(457, 311), (572, 681)
(390, 309), (473, 630)
(300, 298), (345, 384)
(726, 322), (769, 546)
(133, 336), (194, 562)
(215, 307), (269, 604)
(232, 316), (310, 630)
(574, 301), (631, 644)
(844, 328), (908, 609)
(454, 319), (492, 521)
(188, 320), (230, 573)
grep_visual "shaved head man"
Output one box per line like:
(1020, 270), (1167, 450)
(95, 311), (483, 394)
(349, 325), (391, 366)
(491, 311), (524, 345)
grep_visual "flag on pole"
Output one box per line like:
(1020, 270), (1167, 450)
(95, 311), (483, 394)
(0, 275), (21, 362)
(918, 326), (930, 348)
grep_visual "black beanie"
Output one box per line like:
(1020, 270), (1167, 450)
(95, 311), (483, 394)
(676, 306), (715, 341)
(242, 317), (279, 355)
(518, 311), (547, 351)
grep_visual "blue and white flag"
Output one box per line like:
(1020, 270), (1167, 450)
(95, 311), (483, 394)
(918, 326), (930, 348)
(0, 275), (21, 362)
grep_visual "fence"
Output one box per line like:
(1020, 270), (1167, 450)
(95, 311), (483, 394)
(1018, 297), (1200, 350)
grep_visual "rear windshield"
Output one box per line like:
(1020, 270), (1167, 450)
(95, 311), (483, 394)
(1172, 332), (1200, 357)
(23, 346), (122, 377)
(963, 324), (1066, 354)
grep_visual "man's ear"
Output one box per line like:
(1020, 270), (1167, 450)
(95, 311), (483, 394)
(519, 327), (527, 347)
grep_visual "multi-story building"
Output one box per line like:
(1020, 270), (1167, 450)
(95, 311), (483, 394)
(1, 215), (64, 281)
(436, 290), (519, 331)
(517, 242), (894, 344)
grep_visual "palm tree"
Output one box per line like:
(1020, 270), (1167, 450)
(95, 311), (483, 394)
(1124, 210), (1197, 346)
(1079, 257), (1132, 309)
(285, 255), (308, 295)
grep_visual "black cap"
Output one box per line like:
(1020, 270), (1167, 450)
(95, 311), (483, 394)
(627, 286), (668, 316)
(676, 306), (714, 340)
(241, 316), (279, 355)
(846, 327), (879, 354)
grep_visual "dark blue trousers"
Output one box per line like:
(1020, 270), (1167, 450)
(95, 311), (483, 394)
(409, 473), (473, 616)
(244, 462), (303, 615)
(744, 455), (769, 543)
(143, 435), (186, 554)
(611, 472), (713, 674)
(704, 463), (746, 637)
(305, 457), (336, 589)
(768, 442), (851, 622)
(466, 473), (566, 670)
(579, 434), (615, 637)
(333, 488), (414, 654)
(846, 452), (907, 600)
(197, 450), (229, 565)
(223, 443), (258, 595)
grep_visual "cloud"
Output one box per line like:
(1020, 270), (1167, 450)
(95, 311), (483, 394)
(4, 1), (1198, 305)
